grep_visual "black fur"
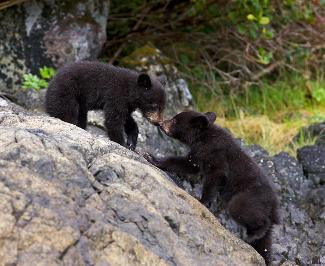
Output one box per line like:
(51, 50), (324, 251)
(45, 61), (166, 150)
(146, 111), (280, 265)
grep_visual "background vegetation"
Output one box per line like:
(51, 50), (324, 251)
(101, 0), (325, 155)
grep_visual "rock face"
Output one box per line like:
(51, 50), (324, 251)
(297, 145), (325, 186)
(186, 143), (325, 265)
(0, 98), (264, 266)
(0, 0), (109, 96)
(255, 150), (324, 265)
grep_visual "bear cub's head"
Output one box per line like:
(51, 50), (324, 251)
(136, 73), (167, 126)
(160, 111), (217, 144)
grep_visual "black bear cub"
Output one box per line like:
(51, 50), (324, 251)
(45, 61), (166, 150)
(146, 111), (280, 265)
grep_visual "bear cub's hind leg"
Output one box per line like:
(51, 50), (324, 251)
(227, 192), (270, 243)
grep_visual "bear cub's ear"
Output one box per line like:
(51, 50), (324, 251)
(205, 112), (217, 123)
(137, 73), (152, 89)
(191, 115), (209, 130)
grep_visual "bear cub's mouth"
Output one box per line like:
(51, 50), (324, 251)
(159, 120), (173, 136)
(144, 111), (163, 126)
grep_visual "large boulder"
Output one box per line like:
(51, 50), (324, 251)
(0, 0), (109, 97)
(0, 97), (264, 265)
(263, 151), (324, 265)
(297, 145), (325, 186)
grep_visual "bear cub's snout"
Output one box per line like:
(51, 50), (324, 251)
(159, 119), (174, 136)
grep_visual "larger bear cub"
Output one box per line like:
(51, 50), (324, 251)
(46, 61), (166, 150)
(146, 111), (280, 265)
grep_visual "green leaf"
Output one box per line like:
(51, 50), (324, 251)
(237, 25), (246, 35)
(311, 87), (325, 103)
(22, 74), (41, 90)
(262, 28), (275, 39)
(22, 71), (51, 91)
(247, 14), (256, 21)
(39, 66), (56, 80)
(259, 16), (270, 25)
(248, 26), (258, 40)
(257, 48), (273, 64)
(180, 53), (190, 65)
(258, 47), (266, 56)
(38, 79), (49, 88)
(311, 113), (325, 123)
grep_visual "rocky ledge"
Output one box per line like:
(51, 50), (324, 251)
(0, 98), (263, 265)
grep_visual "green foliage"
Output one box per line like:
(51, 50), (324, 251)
(257, 48), (273, 65)
(310, 82), (325, 103)
(228, 0), (273, 39)
(289, 130), (317, 155)
(22, 74), (43, 91)
(105, 0), (325, 155)
(22, 66), (56, 91)
(310, 113), (325, 123)
(39, 66), (56, 80)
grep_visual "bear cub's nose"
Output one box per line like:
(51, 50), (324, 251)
(159, 120), (172, 134)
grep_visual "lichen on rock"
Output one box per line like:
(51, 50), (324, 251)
(0, 0), (109, 97)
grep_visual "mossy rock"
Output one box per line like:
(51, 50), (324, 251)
(0, 0), (109, 97)
(121, 43), (173, 69)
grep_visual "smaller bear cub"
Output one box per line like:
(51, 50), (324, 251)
(46, 61), (166, 150)
(146, 111), (280, 265)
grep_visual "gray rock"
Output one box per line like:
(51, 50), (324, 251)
(297, 145), (325, 186)
(186, 144), (325, 265)
(0, 98), (264, 265)
(0, 0), (109, 96)
(245, 148), (324, 265)
(176, 139), (325, 265)
(16, 88), (47, 111)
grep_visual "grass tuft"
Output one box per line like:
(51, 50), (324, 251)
(190, 73), (325, 156)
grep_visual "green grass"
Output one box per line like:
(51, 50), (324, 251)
(191, 74), (325, 120)
(187, 72), (325, 156)
(289, 129), (318, 153)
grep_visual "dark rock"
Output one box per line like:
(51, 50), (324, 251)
(0, 0), (109, 96)
(182, 143), (324, 265)
(241, 147), (324, 265)
(297, 145), (325, 186)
